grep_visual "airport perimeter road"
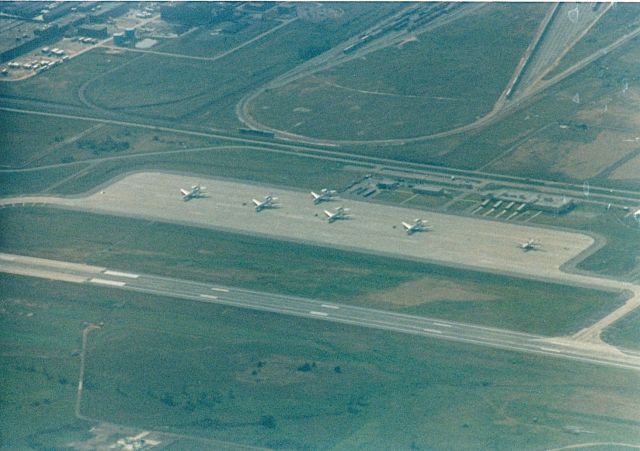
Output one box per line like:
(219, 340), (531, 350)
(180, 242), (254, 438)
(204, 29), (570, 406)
(1, 252), (640, 372)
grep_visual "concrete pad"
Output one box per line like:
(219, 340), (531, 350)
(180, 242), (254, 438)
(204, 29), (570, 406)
(65, 172), (597, 284)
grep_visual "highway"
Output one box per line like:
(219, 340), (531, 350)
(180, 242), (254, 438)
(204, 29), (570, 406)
(2, 252), (640, 372)
(2, 96), (640, 208)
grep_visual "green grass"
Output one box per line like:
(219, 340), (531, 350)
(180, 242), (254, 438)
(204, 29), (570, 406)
(0, 206), (624, 337)
(0, 163), (89, 196)
(2, 274), (639, 449)
(603, 307), (640, 350)
(34, 125), (220, 167)
(0, 111), (95, 168)
(543, 4), (640, 80)
(46, 146), (357, 195)
(250, 3), (548, 140)
(81, 4), (402, 127)
(531, 205), (640, 278)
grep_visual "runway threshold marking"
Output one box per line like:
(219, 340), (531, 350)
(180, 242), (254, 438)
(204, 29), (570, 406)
(211, 287), (230, 293)
(90, 278), (126, 287)
(310, 311), (329, 317)
(200, 294), (218, 300)
(321, 304), (340, 309)
(422, 328), (443, 334)
(104, 270), (139, 279)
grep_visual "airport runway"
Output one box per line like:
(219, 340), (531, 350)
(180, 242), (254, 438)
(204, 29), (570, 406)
(2, 252), (640, 372)
(3, 171), (639, 343)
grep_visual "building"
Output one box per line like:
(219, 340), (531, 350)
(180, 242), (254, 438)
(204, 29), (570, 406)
(78, 24), (108, 39)
(124, 27), (135, 41)
(113, 32), (126, 46)
(160, 2), (234, 27)
(491, 190), (574, 214)
(376, 179), (400, 190)
(411, 184), (445, 196)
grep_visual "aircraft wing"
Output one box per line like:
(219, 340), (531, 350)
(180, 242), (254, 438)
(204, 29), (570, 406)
(402, 222), (411, 230)
(252, 199), (261, 206)
(180, 189), (190, 196)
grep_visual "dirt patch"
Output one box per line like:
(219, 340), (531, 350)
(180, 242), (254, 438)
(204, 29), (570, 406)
(610, 153), (640, 180)
(550, 130), (638, 179)
(360, 276), (498, 307)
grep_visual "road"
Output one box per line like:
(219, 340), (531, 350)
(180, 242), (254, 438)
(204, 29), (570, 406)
(2, 252), (639, 372)
(3, 100), (639, 210)
(236, 11), (640, 147)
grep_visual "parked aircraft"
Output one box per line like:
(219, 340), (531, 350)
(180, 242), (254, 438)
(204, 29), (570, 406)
(324, 206), (350, 223)
(180, 185), (206, 201)
(402, 218), (430, 235)
(253, 195), (279, 212)
(519, 238), (540, 252)
(311, 189), (337, 204)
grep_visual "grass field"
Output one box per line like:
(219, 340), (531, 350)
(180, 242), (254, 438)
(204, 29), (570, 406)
(483, 50), (640, 186)
(543, 4), (640, 80)
(250, 3), (547, 140)
(442, 31), (640, 183)
(2, 274), (639, 449)
(0, 113), (220, 168)
(530, 204), (640, 278)
(0, 163), (90, 196)
(81, 4), (401, 127)
(34, 124), (220, 167)
(603, 308), (640, 350)
(45, 146), (357, 195)
(0, 206), (624, 337)
(0, 111), (96, 168)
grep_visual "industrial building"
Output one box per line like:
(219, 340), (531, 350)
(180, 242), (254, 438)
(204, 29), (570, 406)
(411, 184), (445, 196)
(490, 190), (574, 214)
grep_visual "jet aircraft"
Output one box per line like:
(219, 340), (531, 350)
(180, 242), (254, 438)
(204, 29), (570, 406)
(311, 189), (337, 204)
(519, 238), (540, 252)
(180, 185), (206, 201)
(402, 218), (430, 235)
(324, 206), (350, 223)
(253, 194), (279, 212)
